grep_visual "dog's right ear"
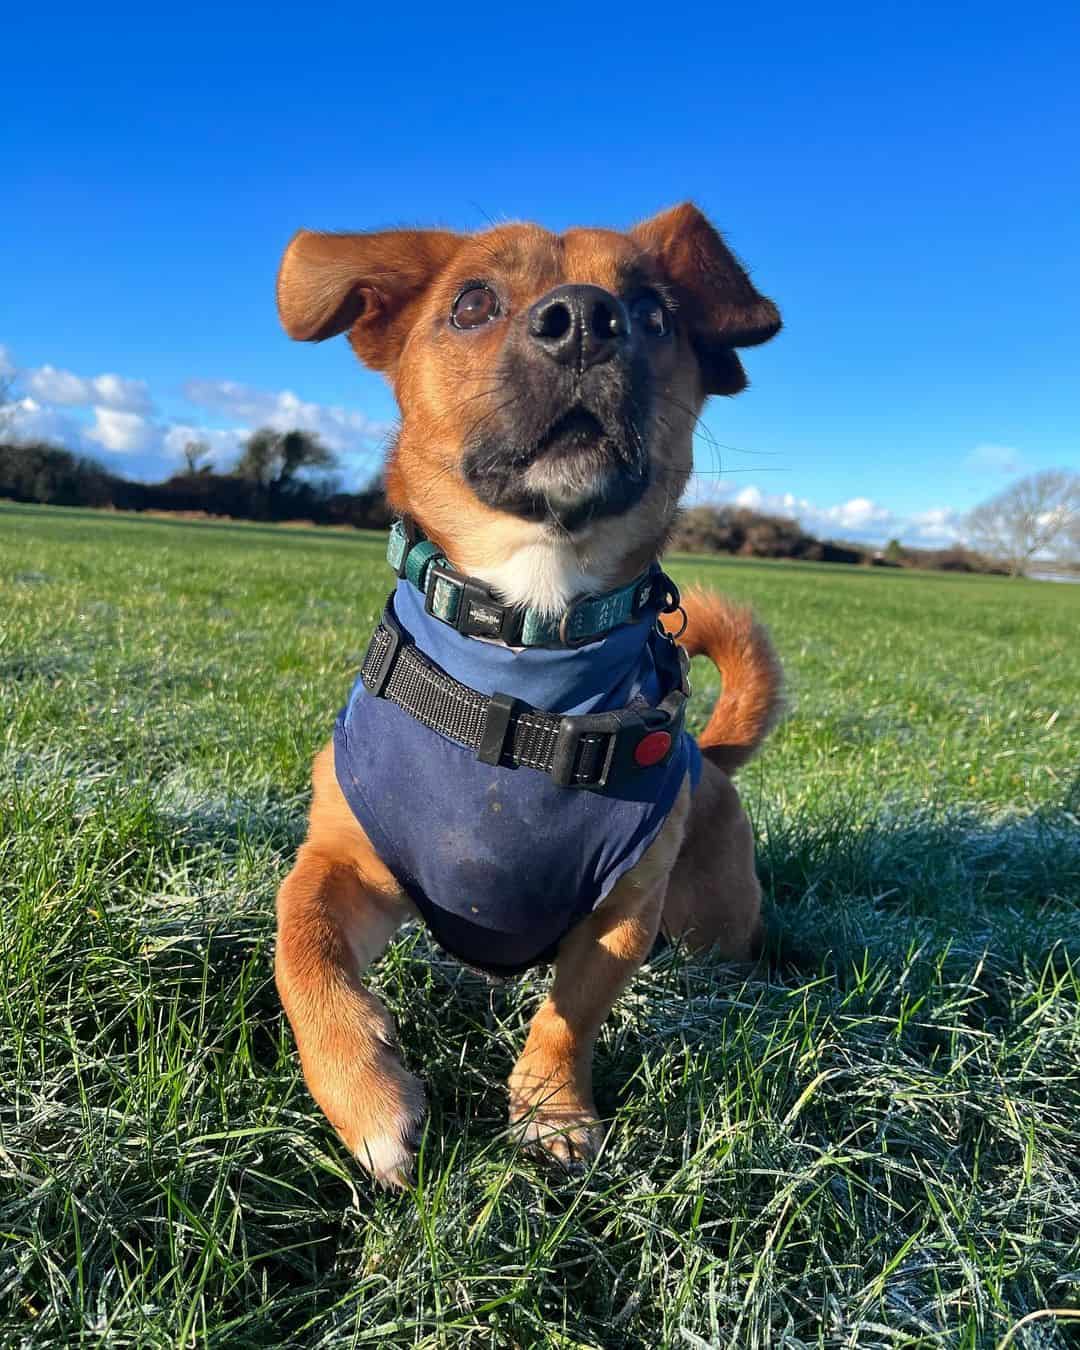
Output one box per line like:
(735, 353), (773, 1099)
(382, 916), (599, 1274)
(276, 229), (463, 372)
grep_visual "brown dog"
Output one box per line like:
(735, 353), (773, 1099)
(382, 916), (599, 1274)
(274, 204), (783, 1185)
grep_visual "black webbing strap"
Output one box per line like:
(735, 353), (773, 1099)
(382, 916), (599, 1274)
(360, 605), (688, 791)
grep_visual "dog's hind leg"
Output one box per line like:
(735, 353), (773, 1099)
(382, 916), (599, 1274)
(660, 758), (763, 960)
(507, 779), (691, 1167)
(275, 746), (422, 1188)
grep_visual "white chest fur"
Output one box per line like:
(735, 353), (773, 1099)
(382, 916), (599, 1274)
(473, 536), (608, 620)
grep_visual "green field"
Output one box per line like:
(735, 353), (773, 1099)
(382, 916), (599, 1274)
(1, 500), (1078, 1349)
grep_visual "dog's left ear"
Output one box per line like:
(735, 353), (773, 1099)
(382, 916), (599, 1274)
(277, 228), (463, 372)
(631, 203), (781, 395)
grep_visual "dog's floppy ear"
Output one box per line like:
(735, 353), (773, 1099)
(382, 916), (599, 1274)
(631, 203), (781, 395)
(276, 228), (463, 371)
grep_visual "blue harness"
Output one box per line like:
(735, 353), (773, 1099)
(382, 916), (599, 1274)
(334, 580), (701, 976)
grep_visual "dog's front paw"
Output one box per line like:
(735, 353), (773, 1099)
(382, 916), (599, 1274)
(508, 1056), (603, 1170)
(330, 1055), (427, 1189)
(509, 1097), (604, 1169)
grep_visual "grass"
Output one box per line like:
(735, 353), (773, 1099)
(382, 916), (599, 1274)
(1, 498), (1078, 1349)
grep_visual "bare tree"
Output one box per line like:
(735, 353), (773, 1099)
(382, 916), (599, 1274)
(234, 427), (336, 489)
(182, 439), (213, 475)
(965, 469), (1080, 576)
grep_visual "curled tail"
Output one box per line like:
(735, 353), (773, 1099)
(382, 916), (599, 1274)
(661, 586), (783, 776)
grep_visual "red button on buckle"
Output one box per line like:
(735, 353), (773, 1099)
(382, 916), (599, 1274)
(634, 730), (672, 767)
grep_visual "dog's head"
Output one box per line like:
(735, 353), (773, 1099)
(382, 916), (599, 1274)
(277, 204), (779, 595)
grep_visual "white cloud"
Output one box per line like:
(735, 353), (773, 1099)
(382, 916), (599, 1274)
(25, 364), (153, 414)
(86, 408), (157, 453)
(734, 484), (764, 509)
(966, 443), (1025, 475)
(182, 379), (391, 455)
(815, 496), (894, 531)
(3, 396), (86, 446)
(685, 475), (964, 547)
(1, 345), (390, 481)
(181, 379), (285, 425)
(93, 373), (152, 412)
(907, 507), (964, 544)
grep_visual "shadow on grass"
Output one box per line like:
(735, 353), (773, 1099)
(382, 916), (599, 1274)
(755, 786), (1080, 973)
(128, 782), (1080, 1068)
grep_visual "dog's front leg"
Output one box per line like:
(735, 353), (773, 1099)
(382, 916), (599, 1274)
(508, 781), (691, 1167)
(508, 880), (664, 1166)
(275, 843), (423, 1187)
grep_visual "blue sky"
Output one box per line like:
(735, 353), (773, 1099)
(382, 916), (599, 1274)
(3, 0), (1078, 545)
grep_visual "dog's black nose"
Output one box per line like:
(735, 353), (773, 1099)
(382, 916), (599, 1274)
(527, 284), (629, 369)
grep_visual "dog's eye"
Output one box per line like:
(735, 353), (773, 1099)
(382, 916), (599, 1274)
(630, 292), (669, 337)
(451, 284), (500, 329)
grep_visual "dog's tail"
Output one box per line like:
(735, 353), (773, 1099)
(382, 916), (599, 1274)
(661, 586), (783, 776)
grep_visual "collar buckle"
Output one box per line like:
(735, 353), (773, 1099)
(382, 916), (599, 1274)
(424, 562), (521, 644)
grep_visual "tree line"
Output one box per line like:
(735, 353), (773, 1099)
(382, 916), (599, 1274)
(0, 428), (393, 531)
(0, 416), (1076, 575)
(669, 506), (1001, 573)
(668, 470), (1079, 576)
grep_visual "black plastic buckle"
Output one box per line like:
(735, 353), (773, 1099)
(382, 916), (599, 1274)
(424, 562), (520, 643)
(550, 694), (686, 791)
(477, 691), (517, 765)
(360, 604), (404, 697)
(550, 709), (627, 787)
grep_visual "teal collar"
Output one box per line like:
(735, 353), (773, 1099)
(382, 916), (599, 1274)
(386, 518), (679, 648)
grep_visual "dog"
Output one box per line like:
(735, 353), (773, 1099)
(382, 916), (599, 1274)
(273, 203), (783, 1186)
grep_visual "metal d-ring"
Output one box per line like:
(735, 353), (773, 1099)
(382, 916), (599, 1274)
(662, 605), (688, 641)
(657, 576), (687, 640)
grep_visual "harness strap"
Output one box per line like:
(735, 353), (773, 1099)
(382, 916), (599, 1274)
(360, 602), (690, 791)
(386, 518), (679, 648)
